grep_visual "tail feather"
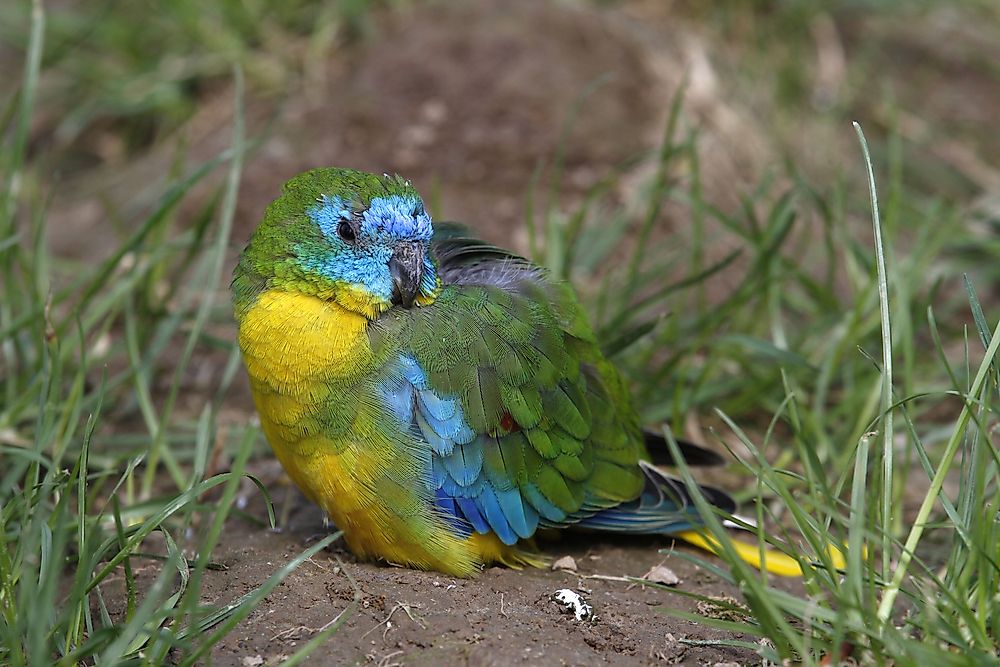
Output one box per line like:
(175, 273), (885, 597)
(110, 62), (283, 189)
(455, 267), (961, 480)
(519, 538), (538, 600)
(673, 529), (849, 578)
(573, 462), (734, 534)
(574, 463), (818, 578)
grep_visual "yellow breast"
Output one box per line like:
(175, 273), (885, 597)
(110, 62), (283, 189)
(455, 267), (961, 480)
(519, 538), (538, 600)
(238, 288), (376, 514)
(238, 288), (372, 390)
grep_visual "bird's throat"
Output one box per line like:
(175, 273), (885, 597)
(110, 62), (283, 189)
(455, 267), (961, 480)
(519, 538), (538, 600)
(238, 288), (374, 391)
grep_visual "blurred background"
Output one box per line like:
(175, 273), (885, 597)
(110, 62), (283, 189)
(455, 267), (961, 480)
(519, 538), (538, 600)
(4, 1), (997, 247)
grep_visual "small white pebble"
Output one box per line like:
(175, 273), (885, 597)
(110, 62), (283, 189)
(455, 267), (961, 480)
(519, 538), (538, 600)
(551, 588), (593, 621)
(241, 656), (264, 667)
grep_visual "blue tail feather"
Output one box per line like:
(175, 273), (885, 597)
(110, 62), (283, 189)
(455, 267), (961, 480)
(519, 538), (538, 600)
(574, 461), (734, 535)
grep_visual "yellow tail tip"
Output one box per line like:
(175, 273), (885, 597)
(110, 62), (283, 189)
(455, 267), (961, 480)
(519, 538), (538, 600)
(673, 529), (848, 577)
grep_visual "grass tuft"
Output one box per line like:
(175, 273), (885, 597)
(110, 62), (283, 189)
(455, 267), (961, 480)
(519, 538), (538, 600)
(528, 86), (999, 665)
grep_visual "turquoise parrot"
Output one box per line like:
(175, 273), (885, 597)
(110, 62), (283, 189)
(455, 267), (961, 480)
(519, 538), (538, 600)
(232, 167), (796, 577)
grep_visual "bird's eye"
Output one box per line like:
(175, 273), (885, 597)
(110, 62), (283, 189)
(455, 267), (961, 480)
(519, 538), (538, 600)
(337, 219), (356, 242)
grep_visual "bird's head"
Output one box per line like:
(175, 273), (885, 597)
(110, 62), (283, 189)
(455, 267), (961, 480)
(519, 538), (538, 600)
(233, 168), (440, 320)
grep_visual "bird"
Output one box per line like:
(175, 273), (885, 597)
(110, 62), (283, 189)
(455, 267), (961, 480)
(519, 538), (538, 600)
(232, 167), (808, 577)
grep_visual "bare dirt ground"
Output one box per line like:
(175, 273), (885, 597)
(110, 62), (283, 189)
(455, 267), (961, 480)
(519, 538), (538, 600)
(44, 0), (999, 664)
(185, 477), (779, 666)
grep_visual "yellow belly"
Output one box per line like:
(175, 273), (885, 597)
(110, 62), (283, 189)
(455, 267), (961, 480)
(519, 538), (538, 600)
(238, 288), (533, 575)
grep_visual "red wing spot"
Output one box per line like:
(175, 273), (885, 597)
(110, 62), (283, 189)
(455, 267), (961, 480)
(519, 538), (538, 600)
(499, 411), (520, 433)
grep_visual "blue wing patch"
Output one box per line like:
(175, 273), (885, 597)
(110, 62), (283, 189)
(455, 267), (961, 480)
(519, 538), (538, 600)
(379, 353), (540, 544)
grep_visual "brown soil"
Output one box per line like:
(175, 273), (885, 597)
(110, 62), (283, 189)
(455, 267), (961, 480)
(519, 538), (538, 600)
(195, 479), (777, 667)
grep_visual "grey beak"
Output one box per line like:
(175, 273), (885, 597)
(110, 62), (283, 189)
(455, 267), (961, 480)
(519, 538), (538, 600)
(389, 242), (423, 308)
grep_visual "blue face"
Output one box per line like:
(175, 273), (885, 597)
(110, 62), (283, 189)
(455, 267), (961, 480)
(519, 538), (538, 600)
(299, 193), (438, 305)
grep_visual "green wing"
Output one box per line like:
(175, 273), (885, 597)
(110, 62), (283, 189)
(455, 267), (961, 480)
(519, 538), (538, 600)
(368, 230), (647, 544)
